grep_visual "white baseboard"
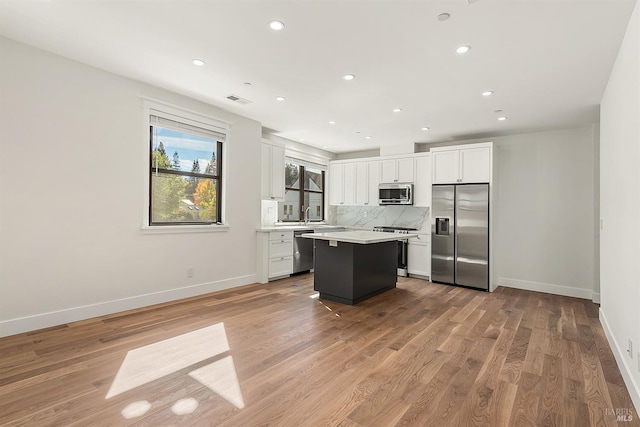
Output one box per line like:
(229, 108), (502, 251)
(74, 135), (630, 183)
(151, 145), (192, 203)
(592, 292), (601, 304)
(0, 274), (257, 338)
(600, 308), (640, 414)
(499, 277), (593, 300)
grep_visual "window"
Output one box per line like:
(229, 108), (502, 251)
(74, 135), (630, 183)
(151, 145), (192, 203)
(278, 160), (325, 222)
(148, 111), (225, 226)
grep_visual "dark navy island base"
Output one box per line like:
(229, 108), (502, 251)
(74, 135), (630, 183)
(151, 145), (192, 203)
(313, 239), (398, 305)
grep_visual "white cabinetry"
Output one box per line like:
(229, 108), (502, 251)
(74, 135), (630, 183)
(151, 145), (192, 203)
(355, 162), (368, 205)
(268, 231), (293, 279)
(329, 162), (356, 205)
(413, 154), (431, 207)
(407, 234), (430, 278)
(261, 143), (285, 200)
(351, 161), (380, 206)
(367, 161), (380, 206)
(431, 143), (492, 184)
(381, 157), (414, 183)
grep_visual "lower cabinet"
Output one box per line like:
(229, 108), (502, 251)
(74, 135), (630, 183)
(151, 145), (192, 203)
(407, 235), (430, 279)
(269, 256), (293, 279)
(268, 231), (293, 279)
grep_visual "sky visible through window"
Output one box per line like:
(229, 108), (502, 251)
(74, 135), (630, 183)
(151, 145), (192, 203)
(154, 127), (216, 173)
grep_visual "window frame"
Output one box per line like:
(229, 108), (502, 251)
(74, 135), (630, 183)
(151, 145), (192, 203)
(279, 160), (326, 223)
(142, 98), (230, 232)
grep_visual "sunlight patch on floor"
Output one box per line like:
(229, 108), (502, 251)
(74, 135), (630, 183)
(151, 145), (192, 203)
(121, 400), (151, 419)
(171, 397), (199, 415)
(106, 322), (246, 417)
(106, 323), (230, 399)
(189, 355), (245, 409)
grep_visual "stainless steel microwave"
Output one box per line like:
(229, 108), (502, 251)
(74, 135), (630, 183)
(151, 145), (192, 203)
(378, 183), (413, 205)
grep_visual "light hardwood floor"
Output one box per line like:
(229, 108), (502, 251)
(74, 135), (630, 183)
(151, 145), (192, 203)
(0, 275), (637, 426)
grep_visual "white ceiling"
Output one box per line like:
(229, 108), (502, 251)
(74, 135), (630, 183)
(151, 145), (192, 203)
(0, 0), (636, 153)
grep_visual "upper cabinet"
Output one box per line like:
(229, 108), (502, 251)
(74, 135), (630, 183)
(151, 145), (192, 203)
(431, 142), (492, 184)
(261, 143), (285, 200)
(329, 162), (356, 205)
(413, 154), (431, 207)
(381, 157), (414, 183)
(330, 160), (380, 206)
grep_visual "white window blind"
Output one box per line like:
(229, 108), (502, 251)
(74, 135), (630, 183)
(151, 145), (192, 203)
(150, 113), (226, 142)
(285, 156), (327, 171)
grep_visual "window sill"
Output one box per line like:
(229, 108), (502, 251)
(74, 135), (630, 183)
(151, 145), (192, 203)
(140, 224), (229, 234)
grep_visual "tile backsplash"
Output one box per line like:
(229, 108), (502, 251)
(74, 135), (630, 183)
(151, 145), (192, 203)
(329, 205), (430, 232)
(262, 200), (430, 232)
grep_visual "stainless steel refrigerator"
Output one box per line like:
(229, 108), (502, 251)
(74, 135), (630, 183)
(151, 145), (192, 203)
(431, 184), (489, 290)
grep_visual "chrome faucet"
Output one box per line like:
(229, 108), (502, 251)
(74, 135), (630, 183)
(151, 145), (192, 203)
(304, 206), (311, 225)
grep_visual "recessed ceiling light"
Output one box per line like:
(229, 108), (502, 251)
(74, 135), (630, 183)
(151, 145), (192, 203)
(365, 136), (372, 139)
(393, 108), (403, 113)
(269, 20), (285, 30)
(438, 13), (451, 21)
(192, 59), (205, 66)
(498, 116), (507, 121)
(275, 96), (285, 101)
(328, 121), (336, 124)
(421, 127), (430, 131)
(482, 91), (494, 96)
(455, 45), (471, 54)
(343, 74), (355, 81)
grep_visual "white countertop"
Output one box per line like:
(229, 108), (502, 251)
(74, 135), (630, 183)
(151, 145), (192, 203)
(300, 230), (418, 244)
(257, 225), (347, 232)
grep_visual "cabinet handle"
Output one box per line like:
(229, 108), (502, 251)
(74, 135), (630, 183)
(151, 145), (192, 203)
(281, 257), (285, 260)
(281, 240), (285, 243)
(271, 196), (275, 199)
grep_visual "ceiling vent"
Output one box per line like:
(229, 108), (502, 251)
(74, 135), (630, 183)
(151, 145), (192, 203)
(226, 94), (252, 105)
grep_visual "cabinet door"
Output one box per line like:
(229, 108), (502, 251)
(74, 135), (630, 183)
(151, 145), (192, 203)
(269, 239), (293, 258)
(270, 145), (285, 199)
(329, 163), (344, 205)
(269, 256), (293, 278)
(368, 161), (381, 206)
(396, 158), (415, 183)
(413, 155), (431, 207)
(380, 159), (397, 183)
(407, 239), (431, 277)
(460, 146), (491, 183)
(355, 162), (369, 205)
(432, 150), (460, 184)
(343, 163), (356, 205)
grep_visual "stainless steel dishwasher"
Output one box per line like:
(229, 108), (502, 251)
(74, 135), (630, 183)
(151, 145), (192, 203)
(293, 229), (314, 274)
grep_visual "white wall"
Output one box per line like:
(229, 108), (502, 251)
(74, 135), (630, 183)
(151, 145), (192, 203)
(493, 127), (598, 300)
(0, 38), (263, 337)
(600, 0), (640, 411)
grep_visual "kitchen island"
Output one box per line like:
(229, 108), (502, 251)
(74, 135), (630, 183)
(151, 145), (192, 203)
(301, 231), (417, 305)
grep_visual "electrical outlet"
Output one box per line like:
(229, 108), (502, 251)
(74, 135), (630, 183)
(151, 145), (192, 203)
(363, 211), (368, 218)
(187, 267), (194, 278)
(628, 339), (633, 357)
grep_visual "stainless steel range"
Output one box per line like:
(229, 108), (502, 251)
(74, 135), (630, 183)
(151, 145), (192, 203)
(372, 226), (418, 276)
